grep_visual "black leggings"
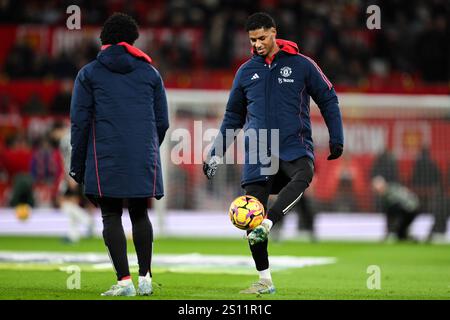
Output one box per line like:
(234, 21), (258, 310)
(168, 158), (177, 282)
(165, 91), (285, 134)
(98, 197), (153, 280)
(244, 156), (314, 271)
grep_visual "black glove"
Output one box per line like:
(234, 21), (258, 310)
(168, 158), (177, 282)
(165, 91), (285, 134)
(327, 143), (343, 160)
(69, 170), (84, 184)
(203, 155), (221, 180)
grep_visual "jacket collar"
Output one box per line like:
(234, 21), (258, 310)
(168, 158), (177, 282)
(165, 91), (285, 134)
(251, 39), (299, 64)
(101, 42), (153, 64)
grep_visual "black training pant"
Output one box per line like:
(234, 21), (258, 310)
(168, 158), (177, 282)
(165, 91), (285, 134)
(244, 156), (314, 271)
(97, 197), (153, 280)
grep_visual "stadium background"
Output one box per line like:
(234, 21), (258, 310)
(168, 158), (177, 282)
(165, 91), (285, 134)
(0, 0), (449, 301)
(0, 0), (448, 240)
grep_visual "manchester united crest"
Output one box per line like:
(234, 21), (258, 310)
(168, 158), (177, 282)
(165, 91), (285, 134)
(280, 66), (292, 77)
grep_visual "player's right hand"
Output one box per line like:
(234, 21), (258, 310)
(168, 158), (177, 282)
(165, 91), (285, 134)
(327, 143), (344, 160)
(203, 155), (221, 180)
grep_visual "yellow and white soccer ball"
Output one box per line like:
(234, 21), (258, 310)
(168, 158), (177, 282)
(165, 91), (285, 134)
(228, 195), (265, 231)
(15, 203), (31, 222)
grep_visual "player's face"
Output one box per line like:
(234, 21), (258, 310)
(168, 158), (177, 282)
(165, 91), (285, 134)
(248, 27), (276, 57)
(372, 177), (387, 194)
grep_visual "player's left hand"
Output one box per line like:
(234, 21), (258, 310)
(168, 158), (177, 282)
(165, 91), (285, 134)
(327, 143), (343, 160)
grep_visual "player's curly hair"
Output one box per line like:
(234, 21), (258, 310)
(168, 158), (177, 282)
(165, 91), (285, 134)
(100, 12), (139, 45)
(245, 12), (276, 32)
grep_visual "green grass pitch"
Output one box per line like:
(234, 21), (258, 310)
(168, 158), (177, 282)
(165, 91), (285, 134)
(0, 236), (449, 300)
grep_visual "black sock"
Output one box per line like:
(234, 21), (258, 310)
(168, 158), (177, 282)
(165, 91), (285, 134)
(247, 229), (269, 271)
(129, 198), (153, 277)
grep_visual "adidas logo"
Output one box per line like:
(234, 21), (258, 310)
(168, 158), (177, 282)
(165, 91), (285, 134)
(251, 73), (259, 80)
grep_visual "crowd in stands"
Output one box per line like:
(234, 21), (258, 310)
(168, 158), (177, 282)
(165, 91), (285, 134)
(0, 0), (448, 85)
(0, 0), (448, 227)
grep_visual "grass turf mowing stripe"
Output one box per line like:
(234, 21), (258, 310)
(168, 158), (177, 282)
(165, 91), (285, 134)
(0, 236), (449, 299)
(0, 251), (336, 274)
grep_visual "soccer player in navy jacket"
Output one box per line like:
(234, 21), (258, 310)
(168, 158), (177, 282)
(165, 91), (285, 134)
(70, 13), (169, 296)
(204, 12), (344, 294)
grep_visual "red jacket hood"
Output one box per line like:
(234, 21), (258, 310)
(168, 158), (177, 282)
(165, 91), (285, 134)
(101, 42), (153, 64)
(251, 38), (299, 55)
(276, 39), (299, 54)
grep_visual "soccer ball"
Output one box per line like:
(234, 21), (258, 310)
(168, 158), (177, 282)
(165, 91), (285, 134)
(15, 203), (31, 222)
(229, 195), (265, 230)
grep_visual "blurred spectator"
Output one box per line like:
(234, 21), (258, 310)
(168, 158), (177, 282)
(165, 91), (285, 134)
(320, 45), (346, 84)
(50, 79), (73, 115)
(30, 134), (64, 205)
(50, 121), (95, 243)
(371, 148), (400, 233)
(50, 52), (78, 79)
(372, 175), (420, 242)
(22, 93), (47, 116)
(415, 15), (448, 83)
(159, 33), (194, 70)
(31, 136), (62, 184)
(428, 165), (450, 243)
(204, 12), (234, 69)
(0, 96), (20, 115)
(1, 134), (33, 182)
(426, 158), (450, 244)
(333, 156), (366, 212)
(410, 147), (445, 242)
(9, 173), (34, 208)
(371, 148), (399, 183)
(0, 134), (34, 207)
(31, 52), (52, 78)
(411, 147), (443, 209)
(3, 41), (34, 79)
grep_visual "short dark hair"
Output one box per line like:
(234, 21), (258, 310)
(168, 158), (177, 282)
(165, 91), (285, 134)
(100, 12), (139, 45)
(245, 12), (276, 32)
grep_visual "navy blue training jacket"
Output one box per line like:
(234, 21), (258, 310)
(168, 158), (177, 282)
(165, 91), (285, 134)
(210, 39), (344, 190)
(70, 43), (169, 199)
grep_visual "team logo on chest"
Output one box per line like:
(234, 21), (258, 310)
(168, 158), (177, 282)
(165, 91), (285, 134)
(278, 66), (294, 84)
(280, 66), (292, 77)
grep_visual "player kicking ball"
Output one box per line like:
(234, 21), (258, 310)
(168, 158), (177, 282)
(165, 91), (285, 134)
(204, 12), (344, 294)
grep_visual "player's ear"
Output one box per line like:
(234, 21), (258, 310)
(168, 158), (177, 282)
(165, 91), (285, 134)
(270, 27), (277, 37)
